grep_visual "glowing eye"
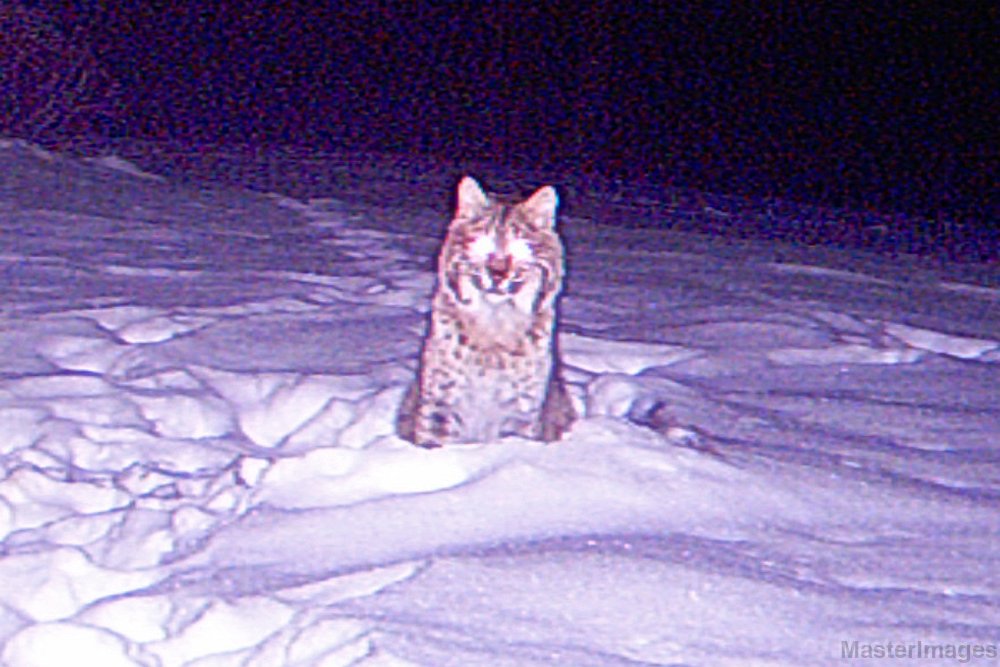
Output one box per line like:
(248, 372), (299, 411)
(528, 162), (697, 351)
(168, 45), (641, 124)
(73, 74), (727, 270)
(508, 238), (533, 262)
(468, 235), (496, 259)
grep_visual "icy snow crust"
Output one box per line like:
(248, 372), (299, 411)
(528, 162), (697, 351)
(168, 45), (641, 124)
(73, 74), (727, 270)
(0, 139), (997, 666)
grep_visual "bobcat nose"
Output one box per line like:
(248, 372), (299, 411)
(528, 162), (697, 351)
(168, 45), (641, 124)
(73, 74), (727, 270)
(486, 254), (511, 282)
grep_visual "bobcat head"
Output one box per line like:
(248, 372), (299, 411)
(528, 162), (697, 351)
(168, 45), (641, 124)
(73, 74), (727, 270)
(438, 176), (565, 316)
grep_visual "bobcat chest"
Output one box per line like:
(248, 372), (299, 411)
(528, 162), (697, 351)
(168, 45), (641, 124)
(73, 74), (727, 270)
(449, 362), (540, 442)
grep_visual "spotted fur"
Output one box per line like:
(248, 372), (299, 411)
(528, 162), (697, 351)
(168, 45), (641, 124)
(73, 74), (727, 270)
(397, 176), (575, 447)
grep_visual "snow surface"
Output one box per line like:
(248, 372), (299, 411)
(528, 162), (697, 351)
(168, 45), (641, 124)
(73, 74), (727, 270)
(0, 138), (997, 666)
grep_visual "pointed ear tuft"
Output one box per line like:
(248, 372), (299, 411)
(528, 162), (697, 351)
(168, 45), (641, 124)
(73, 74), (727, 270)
(520, 185), (558, 228)
(456, 176), (489, 218)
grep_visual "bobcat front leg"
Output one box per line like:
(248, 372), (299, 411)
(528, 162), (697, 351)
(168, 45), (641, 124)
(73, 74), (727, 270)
(410, 368), (462, 448)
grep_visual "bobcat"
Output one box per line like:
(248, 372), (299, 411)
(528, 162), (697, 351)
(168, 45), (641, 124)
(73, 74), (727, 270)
(397, 176), (576, 447)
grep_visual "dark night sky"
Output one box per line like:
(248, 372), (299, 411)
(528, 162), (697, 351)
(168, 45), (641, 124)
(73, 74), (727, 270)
(30, 2), (1000, 230)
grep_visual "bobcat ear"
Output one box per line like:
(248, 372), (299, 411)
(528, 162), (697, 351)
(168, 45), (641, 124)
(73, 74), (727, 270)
(519, 185), (558, 228)
(456, 176), (489, 219)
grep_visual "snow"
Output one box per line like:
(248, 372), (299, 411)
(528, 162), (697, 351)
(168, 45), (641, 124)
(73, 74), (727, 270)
(0, 138), (997, 666)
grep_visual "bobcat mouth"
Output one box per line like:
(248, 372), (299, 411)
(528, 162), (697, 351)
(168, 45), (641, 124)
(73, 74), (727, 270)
(472, 274), (525, 296)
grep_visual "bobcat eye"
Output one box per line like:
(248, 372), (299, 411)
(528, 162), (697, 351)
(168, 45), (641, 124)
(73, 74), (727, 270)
(508, 238), (533, 262)
(468, 235), (496, 260)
